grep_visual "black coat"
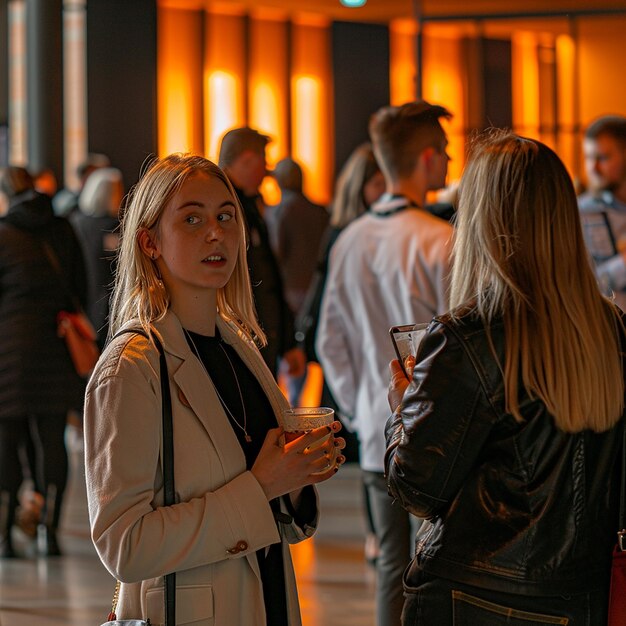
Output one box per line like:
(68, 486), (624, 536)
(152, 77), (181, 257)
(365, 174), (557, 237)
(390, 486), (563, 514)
(386, 310), (623, 597)
(235, 187), (296, 375)
(0, 191), (88, 419)
(70, 211), (119, 347)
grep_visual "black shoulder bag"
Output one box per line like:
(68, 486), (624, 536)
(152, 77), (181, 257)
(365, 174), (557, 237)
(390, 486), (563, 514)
(101, 330), (176, 626)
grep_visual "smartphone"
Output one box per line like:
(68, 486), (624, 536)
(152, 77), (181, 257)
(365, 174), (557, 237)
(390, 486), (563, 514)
(389, 323), (429, 379)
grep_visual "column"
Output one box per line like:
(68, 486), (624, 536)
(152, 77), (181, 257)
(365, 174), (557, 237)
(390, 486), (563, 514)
(0, 0), (8, 165)
(26, 0), (63, 178)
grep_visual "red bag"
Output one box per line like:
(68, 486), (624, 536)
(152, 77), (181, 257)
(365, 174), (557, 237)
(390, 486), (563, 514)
(57, 311), (100, 377)
(609, 536), (626, 626)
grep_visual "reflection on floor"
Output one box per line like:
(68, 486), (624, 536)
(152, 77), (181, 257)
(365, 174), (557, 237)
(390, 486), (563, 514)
(0, 426), (376, 626)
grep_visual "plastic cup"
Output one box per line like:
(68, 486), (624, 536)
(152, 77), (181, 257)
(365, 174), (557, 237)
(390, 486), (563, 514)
(282, 407), (336, 474)
(282, 406), (334, 443)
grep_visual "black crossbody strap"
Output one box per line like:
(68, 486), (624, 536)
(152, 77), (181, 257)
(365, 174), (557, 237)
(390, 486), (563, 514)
(114, 329), (176, 625)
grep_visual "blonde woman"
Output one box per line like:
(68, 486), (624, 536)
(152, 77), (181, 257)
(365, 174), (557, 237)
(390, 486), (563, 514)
(84, 154), (345, 625)
(386, 132), (625, 625)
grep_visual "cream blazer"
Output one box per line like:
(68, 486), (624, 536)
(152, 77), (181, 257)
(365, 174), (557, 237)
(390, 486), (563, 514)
(84, 311), (318, 626)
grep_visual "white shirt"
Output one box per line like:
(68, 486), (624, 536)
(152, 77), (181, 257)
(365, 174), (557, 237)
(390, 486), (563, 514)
(316, 197), (453, 472)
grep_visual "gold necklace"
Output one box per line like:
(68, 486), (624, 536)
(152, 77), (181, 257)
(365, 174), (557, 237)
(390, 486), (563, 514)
(184, 329), (252, 443)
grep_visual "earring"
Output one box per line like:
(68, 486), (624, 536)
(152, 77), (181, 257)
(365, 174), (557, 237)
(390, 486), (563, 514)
(151, 251), (156, 261)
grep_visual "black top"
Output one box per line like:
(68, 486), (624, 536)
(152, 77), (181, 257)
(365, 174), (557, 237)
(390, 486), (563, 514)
(185, 328), (288, 626)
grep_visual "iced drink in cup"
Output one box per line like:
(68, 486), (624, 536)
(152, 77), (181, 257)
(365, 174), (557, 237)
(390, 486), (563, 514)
(282, 407), (335, 445)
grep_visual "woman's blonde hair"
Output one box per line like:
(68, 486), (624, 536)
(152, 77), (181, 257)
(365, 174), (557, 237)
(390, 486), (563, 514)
(109, 153), (266, 346)
(451, 130), (623, 433)
(330, 143), (381, 229)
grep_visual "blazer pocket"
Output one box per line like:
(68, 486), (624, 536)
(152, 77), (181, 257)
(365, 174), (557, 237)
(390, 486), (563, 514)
(146, 583), (214, 625)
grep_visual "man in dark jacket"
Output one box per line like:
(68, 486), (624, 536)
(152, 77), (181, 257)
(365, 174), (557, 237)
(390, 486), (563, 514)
(218, 127), (305, 379)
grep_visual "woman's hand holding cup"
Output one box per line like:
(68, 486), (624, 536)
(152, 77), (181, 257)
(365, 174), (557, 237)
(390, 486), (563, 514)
(251, 408), (346, 501)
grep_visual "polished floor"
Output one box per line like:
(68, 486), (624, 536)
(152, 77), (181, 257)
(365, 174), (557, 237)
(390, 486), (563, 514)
(0, 425), (376, 626)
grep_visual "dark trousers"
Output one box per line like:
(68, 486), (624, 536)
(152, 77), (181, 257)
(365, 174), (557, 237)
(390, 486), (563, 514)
(402, 563), (608, 626)
(0, 415), (68, 530)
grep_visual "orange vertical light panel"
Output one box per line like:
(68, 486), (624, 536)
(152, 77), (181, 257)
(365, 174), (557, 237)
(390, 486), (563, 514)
(249, 14), (289, 205)
(422, 29), (466, 184)
(512, 32), (540, 140)
(204, 11), (246, 163)
(291, 17), (333, 206)
(390, 19), (418, 106)
(157, 7), (204, 157)
(556, 34), (576, 177)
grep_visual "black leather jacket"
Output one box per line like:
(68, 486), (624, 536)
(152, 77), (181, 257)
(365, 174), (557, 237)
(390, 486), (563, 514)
(385, 310), (623, 596)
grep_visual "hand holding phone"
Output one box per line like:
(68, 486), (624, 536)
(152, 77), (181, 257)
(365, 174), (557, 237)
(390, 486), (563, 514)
(389, 323), (428, 380)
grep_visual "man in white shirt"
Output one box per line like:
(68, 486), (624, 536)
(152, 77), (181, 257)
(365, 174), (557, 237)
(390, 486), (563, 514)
(316, 101), (454, 626)
(579, 115), (626, 310)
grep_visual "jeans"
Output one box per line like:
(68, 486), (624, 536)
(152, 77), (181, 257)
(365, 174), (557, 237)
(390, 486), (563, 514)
(402, 563), (608, 626)
(363, 470), (422, 626)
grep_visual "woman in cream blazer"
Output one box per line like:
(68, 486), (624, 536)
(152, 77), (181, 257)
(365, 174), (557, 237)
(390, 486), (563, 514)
(84, 154), (345, 626)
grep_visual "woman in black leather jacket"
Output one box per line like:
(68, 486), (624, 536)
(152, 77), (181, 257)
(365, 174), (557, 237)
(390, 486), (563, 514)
(385, 131), (625, 625)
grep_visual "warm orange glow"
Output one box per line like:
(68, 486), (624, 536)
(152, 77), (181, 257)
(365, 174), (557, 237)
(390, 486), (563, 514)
(390, 19), (418, 106)
(291, 20), (333, 206)
(204, 11), (246, 162)
(422, 30), (465, 183)
(300, 363), (324, 408)
(293, 75), (323, 198)
(290, 536), (317, 572)
(248, 17), (289, 204)
(158, 7), (204, 156)
(206, 71), (240, 162)
(512, 32), (540, 140)
(556, 34), (576, 176)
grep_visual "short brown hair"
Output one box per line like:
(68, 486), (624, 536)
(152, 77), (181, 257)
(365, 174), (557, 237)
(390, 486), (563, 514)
(218, 127), (270, 168)
(369, 100), (451, 181)
(585, 115), (626, 147)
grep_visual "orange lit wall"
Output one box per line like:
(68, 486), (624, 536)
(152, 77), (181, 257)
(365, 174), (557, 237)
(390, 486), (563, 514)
(577, 17), (626, 128)
(204, 11), (246, 162)
(249, 14), (289, 205)
(291, 17), (333, 206)
(556, 33), (576, 177)
(390, 19), (418, 106)
(512, 31), (540, 140)
(421, 29), (466, 184)
(157, 7), (204, 156)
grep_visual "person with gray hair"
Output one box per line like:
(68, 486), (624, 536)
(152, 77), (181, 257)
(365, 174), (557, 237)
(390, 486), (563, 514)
(266, 157), (329, 406)
(70, 167), (124, 346)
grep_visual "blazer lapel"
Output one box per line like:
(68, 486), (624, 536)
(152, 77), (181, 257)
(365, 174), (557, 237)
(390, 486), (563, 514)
(154, 313), (246, 476)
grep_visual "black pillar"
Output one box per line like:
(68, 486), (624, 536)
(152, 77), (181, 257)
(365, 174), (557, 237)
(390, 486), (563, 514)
(26, 0), (64, 179)
(332, 21), (389, 179)
(86, 0), (157, 188)
(0, 0), (8, 166)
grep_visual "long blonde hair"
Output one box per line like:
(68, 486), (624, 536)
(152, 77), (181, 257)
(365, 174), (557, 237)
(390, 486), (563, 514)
(451, 131), (623, 433)
(330, 143), (380, 229)
(109, 153), (266, 346)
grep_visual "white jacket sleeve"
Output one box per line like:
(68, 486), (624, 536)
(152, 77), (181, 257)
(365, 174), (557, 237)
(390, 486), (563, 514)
(315, 263), (358, 420)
